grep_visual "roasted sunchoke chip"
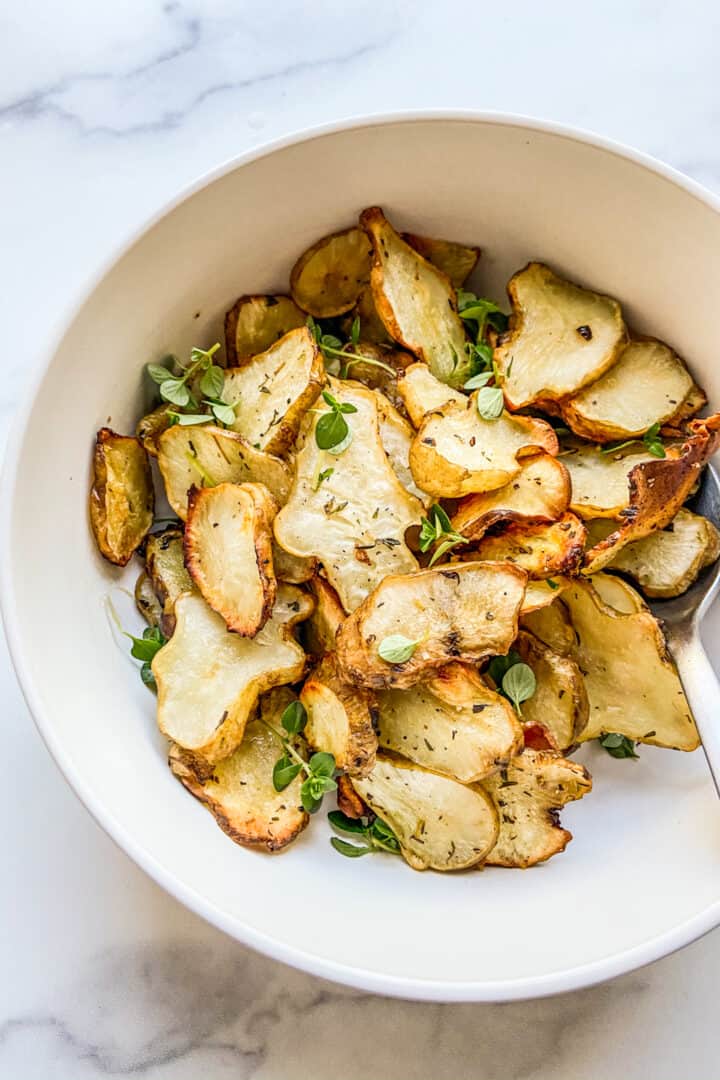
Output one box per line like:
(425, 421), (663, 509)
(224, 294), (306, 365)
(90, 428), (154, 566)
(472, 513), (586, 579)
(290, 226), (372, 318)
(452, 453), (571, 541)
(494, 262), (627, 409)
(300, 653), (377, 777)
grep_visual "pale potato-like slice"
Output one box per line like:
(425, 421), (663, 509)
(397, 362), (466, 428)
(472, 513), (586, 579)
(135, 571), (162, 628)
(154, 585), (313, 768)
(561, 339), (696, 440)
(290, 226), (372, 318)
(157, 424), (291, 520)
(273, 379), (423, 613)
(336, 561), (526, 690)
(224, 294), (306, 366)
(360, 207), (469, 387)
(483, 750), (592, 868)
(520, 578), (571, 613)
(561, 579), (699, 749)
(337, 343), (411, 413)
(495, 262), (627, 409)
(372, 388), (430, 504)
(136, 403), (174, 456)
(184, 482), (277, 635)
(664, 382), (708, 429)
(582, 414), (720, 572)
(300, 653), (377, 777)
(589, 508), (720, 598)
(452, 453), (571, 541)
(144, 526), (194, 637)
(351, 755), (499, 871)
(563, 439), (659, 519)
(272, 544), (316, 585)
(520, 597), (575, 656)
(168, 688), (308, 851)
(376, 662), (522, 783)
(222, 327), (325, 455)
(305, 576), (345, 657)
(401, 232), (480, 288)
(514, 631), (589, 749)
(409, 396), (558, 498)
(90, 429), (154, 566)
(588, 570), (646, 613)
(350, 284), (393, 345)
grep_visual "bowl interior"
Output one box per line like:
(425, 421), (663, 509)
(6, 116), (720, 1000)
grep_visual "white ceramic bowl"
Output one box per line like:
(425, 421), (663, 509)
(5, 112), (720, 1002)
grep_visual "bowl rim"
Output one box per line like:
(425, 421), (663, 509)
(3, 108), (720, 1002)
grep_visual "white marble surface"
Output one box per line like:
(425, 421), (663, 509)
(3, 1), (720, 1076)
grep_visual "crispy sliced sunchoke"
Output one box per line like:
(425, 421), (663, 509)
(376, 662), (522, 783)
(483, 750), (592, 868)
(154, 585), (312, 768)
(335, 561), (526, 689)
(495, 262), (627, 409)
(272, 544), (316, 585)
(135, 571), (162, 628)
(351, 755), (499, 871)
(588, 570), (646, 613)
(224, 294), (306, 366)
(222, 326), (325, 455)
(157, 424), (291, 520)
(273, 379), (423, 612)
(582, 414), (720, 571)
(514, 631), (589, 749)
(520, 578), (571, 613)
(472, 513), (586, 579)
(561, 338), (696, 440)
(360, 207), (469, 387)
(397, 362), (466, 428)
(401, 233), (480, 288)
(372, 388), (429, 504)
(168, 688), (308, 851)
(409, 396), (558, 498)
(563, 439), (658, 519)
(290, 226), (372, 318)
(184, 482), (277, 635)
(452, 453), (571, 540)
(561, 579), (699, 749)
(300, 654), (377, 777)
(304, 576), (345, 657)
(144, 526), (194, 637)
(587, 508), (720, 598)
(90, 428), (154, 566)
(520, 598), (575, 655)
(136, 403), (174, 456)
(335, 343), (411, 414)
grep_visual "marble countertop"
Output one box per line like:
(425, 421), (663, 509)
(3, 1), (720, 1076)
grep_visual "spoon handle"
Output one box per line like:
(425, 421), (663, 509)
(667, 626), (720, 797)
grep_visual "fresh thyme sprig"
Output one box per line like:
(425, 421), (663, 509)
(315, 389), (358, 453)
(487, 651), (536, 716)
(599, 422), (666, 459)
(260, 698), (338, 814)
(328, 810), (401, 858)
(307, 316), (396, 378)
(418, 504), (466, 567)
(598, 732), (639, 759)
(124, 625), (167, 692)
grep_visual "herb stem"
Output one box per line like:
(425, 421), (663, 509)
(257, 717), (310, 777)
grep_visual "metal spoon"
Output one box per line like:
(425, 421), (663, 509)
(649, 462), (720, 792)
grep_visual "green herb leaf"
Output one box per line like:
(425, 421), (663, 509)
(167, 411), (210, 426)
(210, 401), (236, 426)
(599, 732), (639, 759)
(546, 578), (560, 590)
(487, 650), (522, 685)
(463, 371), (493, 390)
(418, 504), (465, 565)
(476, 385), (504, 420)
(315, 409), (349, 451)
(643, 422), (666, 458)
(378, 634), (420, 664)
(273, 756), (303, 791)
(160, 378), (191, 407)
(330, 837), (372, 857)
(350, 316), (361, 346)
(280, 699), (307, 735)
(300, 778), (323, 814)
(308, 751), (336, 778)
(314, 467), (334, 491)
(200, 365), (225, 399)
(147, 362), (173, 384)
(328, 810), (368, 834)
(140, 662), (157, 692)
(370, 817), (401, 851)
(126, 626), (167, 662)
(501, 662), (536, 715)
